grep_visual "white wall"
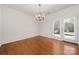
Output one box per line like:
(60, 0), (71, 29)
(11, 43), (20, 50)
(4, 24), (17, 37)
(40, 5), (79, 44)
(0, 5), (2, 45)
(78, 14), (79, 45)
(1, 5), (79, 45)
(1, 6), (38, 45)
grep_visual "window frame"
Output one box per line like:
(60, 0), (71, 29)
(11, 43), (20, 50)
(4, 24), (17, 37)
(53, 16), (78, 43)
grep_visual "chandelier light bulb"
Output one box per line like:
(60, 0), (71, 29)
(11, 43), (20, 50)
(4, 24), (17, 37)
(35, 4), (45, 22)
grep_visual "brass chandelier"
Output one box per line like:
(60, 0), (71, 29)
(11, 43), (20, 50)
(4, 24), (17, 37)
(35, 4), (45, 22)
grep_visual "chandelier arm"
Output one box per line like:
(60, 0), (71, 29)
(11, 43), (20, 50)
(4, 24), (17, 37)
(35, 4), (45, 22)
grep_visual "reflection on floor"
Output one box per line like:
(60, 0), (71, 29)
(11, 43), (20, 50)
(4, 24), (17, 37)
(0, 36), (79, 55)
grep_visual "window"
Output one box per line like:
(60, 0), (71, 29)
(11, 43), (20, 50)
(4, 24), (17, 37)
(64, 18), (75, 39)
(54, 20), (60, 36)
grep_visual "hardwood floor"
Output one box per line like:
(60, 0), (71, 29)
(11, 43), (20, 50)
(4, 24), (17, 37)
(0, 36), (79, 55)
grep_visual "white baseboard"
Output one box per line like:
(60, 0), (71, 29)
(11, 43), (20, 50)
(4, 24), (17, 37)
(1, 34), (39, 45)
(40, 35), (77, 44)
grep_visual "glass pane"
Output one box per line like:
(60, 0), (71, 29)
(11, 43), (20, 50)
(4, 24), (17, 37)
(64, 18), (75, 39)
(54, 20), (60, 35)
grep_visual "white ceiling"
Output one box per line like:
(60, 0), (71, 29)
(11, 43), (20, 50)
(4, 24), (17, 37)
(2, 4), (74, 16)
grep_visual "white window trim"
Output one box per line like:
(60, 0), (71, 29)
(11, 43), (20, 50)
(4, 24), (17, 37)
(63, 17), (76, 43)
(53, 16), (78, 44)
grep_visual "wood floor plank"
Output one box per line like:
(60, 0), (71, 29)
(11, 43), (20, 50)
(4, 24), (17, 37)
(0, 36), (79, 55)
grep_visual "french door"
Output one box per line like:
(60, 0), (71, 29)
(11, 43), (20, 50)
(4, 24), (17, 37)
(63, 17), (77, 43)
(53, 17), (78, 44)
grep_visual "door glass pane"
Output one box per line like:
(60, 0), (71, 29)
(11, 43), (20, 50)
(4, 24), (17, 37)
(64, 18), (75, 39)
(54, 20), (60, 36)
